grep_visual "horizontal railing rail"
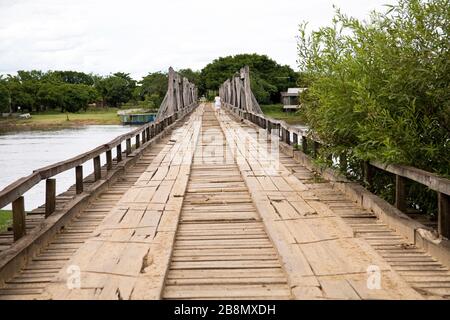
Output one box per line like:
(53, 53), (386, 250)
(0, 102), (197, 242)
(224, 102), (450, 238)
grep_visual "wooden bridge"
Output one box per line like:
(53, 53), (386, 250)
(0, 67), (449, 300)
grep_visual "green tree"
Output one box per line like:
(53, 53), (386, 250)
(297, 0), (449, 176)
(5, 76), (35, 112)
(95, 73), (136, 107)
(0, 77), (10, 113)
(60, 84), (97, 112)
(178, 68), (200, 85)
(44, 70), (95, 85)
(297, 0), (450, 216)
(137, 72), (168, 108)
(37, 83), (64, 110)
(199, 54), (298, 103)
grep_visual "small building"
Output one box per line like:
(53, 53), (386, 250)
(280, 88), (306, 111)
(119, 113), (156, 125)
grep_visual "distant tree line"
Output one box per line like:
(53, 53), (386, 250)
(0, 70), (133, 113)
(0, 54), (298, 114)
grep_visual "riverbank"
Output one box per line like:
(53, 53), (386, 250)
(0, 210), (11, 232)
(0, 108), (122, 133)
(260, 104), (307, 125)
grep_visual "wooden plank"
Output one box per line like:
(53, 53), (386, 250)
(163, 284), (291, 299)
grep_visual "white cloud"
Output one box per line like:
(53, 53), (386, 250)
(0, 0), (396, 80)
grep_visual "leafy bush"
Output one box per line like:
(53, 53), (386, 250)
(297, 0), (449, 217)
(60, 84), (98, 112)
(297, 0), (450, 176)
(95, 72), (136, 108)
(136, 72), (168, 108)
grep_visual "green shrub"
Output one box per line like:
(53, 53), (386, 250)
(297, 0), (450, 216)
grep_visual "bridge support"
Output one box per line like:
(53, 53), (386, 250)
(155, 67), (198, 121)
(219, 66), (262, 116)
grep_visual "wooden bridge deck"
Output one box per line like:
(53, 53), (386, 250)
(1, 103), (450, 299)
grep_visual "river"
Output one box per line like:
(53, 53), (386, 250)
(0, 125), (135, 210)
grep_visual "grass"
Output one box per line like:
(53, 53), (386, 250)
(0, 108), (122, 133)
(28, 108), (121, 125)
(260, 104), (307, 125)
(0, 210), (12, 232)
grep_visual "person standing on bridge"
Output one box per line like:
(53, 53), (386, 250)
(214, 96), (222, 115)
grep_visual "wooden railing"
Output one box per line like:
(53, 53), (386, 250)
(224, 103), (450, 238)
(0, 102), (197, 243)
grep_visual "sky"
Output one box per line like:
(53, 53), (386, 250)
(0, 0), (396, 80)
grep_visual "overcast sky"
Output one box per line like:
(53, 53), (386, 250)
(0, 0), (396, 80)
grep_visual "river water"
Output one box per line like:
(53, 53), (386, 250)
(0, 125), (135, 210)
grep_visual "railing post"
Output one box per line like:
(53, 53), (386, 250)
(363, 161), (373, 191)
(438, 193), (450, 238)
(116, 144), (122, 163)
(281, 127), (286, 144)
(135, 134), (140, 149)
(106, 150), (112, 170)
(76, 165), (83, 194)
(12, 196), (26, 241)
(339, 153), (347, 172)
(93, 156), (101, 181)
(313, 141), (320, 158)
(45, 178), (56, 217)
(286, 129), (291, 145)
(272, 123), (279, 138)
(126, 138), (131, 156)
(301, 136), (308, 153)
(146, 127), (150, 141)
(293, 132), (298, 147)
(395, 175), (407, 212)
